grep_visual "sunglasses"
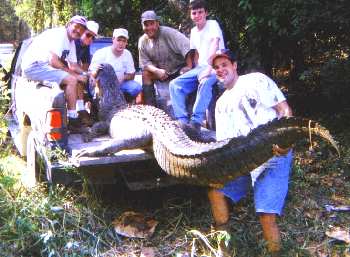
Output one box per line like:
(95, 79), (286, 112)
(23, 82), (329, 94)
(85, 32), (95, 40)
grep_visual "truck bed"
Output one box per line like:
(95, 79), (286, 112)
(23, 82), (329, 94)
(68, 133), (153, 167)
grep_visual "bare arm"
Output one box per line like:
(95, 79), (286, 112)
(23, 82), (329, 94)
(68, 61), (85, 75)
(180, 49), (198, 74)
(144, 64), (168, 81)
(273, 100), (293, 118)
(49, 52), (87, 83)
(208, 37), (220, 63)
(49, 52), (71, 73)
(272, 100), (293, 154)
(197, 38), (220, 81)
(124, 72), (135, 81)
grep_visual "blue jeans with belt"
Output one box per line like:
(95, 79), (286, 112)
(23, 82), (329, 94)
(169, 65), (217, 124)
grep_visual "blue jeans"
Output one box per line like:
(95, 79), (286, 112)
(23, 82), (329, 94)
(89, 79), (142, 99)
(169, 66), (217, 124)
(120, 80), (142, 97)
(219, 150), (293, 215)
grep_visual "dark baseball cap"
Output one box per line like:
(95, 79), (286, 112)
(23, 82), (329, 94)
(211, 49), (236, 65)
(141, 10), (159, 24)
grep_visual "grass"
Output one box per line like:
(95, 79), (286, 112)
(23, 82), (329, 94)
(0, 70), (350, 256)
(2, 147), (349, 257)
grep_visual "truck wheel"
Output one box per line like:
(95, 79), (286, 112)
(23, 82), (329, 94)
(22, 131), (42, 187)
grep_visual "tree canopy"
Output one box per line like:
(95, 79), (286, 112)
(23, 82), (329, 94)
(1, 0), (350, 113)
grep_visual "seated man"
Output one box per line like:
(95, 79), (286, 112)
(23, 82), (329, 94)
(21, 15), (90, 132)
(90, 28), (141, 102)
(75, 20), (99, 71)
(169, 0), (225, 132)
(138, 10), (193, 108)
(74, 20), (99, 125)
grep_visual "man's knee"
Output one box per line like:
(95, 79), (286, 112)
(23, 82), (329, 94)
(142, 70), (156, 84)
(62, 74), (78, 87)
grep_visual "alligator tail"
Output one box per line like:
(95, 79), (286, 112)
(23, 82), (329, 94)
(115, 106), (339, 188)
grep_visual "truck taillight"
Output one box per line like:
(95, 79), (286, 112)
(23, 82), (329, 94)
(47, 132), (62, 141)
(46, 110), (63, 141)
(46, 111), (62, 128)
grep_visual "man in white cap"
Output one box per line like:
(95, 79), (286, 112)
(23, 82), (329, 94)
(75, 20), (99, 71)
(138, 10), (193, 106)
(21, 15), (90, 133)
(89, 28), (141, 102)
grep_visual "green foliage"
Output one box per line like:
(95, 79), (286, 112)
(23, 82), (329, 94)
(11, 0), (78, 33)
(0, 0), (30, 42)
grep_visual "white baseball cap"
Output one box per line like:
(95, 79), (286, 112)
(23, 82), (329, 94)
(113, 28), (129, 39)
(86, 21), (99, 36)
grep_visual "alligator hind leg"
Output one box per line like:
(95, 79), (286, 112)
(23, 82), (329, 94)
(82, 121), (109, 142)
(75, 136), (152, 157)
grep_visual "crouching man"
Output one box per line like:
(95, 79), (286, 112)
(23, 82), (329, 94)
(21, 15), (90, 133)
(138, 10), (193, 108)
(90, 28), (141, 102)
(210, 50), (293, 255)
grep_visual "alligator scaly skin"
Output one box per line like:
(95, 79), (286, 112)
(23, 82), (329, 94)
(78, 64), (339, 188)
(112, 105), (339, 188)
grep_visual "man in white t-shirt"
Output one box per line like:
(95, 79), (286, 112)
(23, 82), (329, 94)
(210, 50), (293, 255)
(89, 28), (141, 102)
(169, 0), (225, 134)
(22, 15), (90, 132)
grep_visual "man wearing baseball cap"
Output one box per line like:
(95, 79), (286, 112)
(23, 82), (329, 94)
(89, 28), (141, 102)
(209, 49), (293, 255)
(21, 15), (90, 133)
(74, 20), (99, 126)
(138, 10), (193, 108)
(75, 20), (99, 71)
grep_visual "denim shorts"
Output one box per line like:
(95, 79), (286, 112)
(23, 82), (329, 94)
(219, 150), (293, 215)
(23, 61), (69, 85)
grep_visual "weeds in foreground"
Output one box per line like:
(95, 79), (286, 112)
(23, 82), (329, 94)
(0, 141), (349, 257)
(0, 73), (349, 255)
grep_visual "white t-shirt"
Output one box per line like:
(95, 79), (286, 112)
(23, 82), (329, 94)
(215, 72), (286, 141)
(22, 27), (77, 70)
(89, 46), (135, 83)
(215, 72), (286, 182)
(190, 20), (225, 66)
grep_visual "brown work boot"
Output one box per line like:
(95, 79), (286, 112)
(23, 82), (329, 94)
(68, 117), (83, 134)
(212, 223), (232, 257)
(259, 214), (281, 256)
(78, 110), (94, 127)
(179, 121), (201, 140)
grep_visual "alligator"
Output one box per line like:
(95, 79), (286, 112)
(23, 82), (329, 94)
(76, 63), (340, 188)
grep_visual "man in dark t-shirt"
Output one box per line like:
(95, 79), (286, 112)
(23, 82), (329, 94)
(75, 20), (99, 70)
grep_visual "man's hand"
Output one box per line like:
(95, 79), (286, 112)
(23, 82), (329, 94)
(155, 68), (169, 81)
(77, 74), (88, 83)
(179, 66), (192, 75)
(272, 144), (292, 156)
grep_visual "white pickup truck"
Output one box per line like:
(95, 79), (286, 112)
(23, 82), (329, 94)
(5, 38), (180, 190)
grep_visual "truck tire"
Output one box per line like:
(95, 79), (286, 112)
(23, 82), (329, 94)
(22, 131), (42, 187)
